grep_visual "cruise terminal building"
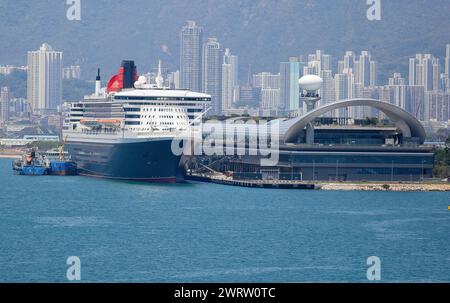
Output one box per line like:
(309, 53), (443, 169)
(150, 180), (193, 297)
(194, 80), (435, 182)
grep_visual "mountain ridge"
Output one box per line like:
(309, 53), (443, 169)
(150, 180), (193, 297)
(0, 0), (449, 82)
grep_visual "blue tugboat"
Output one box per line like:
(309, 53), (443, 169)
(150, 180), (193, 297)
(45, 139), (78, 176)
(12, 139), (78, 176)
(12, 149), (48, 176)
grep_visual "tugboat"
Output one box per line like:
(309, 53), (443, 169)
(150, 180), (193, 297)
(12, 149), (48, 176)
(12, 137), (78, 176)
(47, 137), (78, 176)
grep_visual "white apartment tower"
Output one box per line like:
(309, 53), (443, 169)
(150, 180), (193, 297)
(202, 38), (222, 115)
(445, 44), (450, 77)
(180, 21), (203, 92)
(221, 48), (238, 112)
(27, 43), (63, 113)
(356, 51), (376, 87)
(409, 54), (440, 92)
(0, 87), (10, 123)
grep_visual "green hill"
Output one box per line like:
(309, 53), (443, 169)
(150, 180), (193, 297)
(0, 0), (449, 82)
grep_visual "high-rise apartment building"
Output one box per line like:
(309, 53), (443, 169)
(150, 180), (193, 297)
(405, 86), (426, 121)
(320, 70), (334, 106)
(202, 38), (222, 115)
(252, 72), (279, 90)
(409, 54), (440, 92)
(356, 51), (376, 87)
(334, 69), (354, 118)
(445, 44), (450, 77)
(27, 43), (63, 113)
(0, 87), (10, 123)
(63, 65), (81, 80)
(180, 21), (203, 92)
(222, 48), (238, 112)
(280, 57), (300, 114)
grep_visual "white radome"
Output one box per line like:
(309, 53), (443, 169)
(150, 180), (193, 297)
(299, 75), (323, 92)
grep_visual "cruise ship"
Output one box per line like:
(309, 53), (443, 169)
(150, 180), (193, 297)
(63, 60), (211, 182)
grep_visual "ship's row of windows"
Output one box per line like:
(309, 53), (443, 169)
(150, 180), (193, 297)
(126, 102), (205, 107)
(124, 108), (140, 112)
(143, 121), (187, 126)
(125, 115), (141, 119)
(125, 115), (186, 119)
(115, 96), (210, 102)
(125, 121), (178, 126)
(83, 103), (123, 108)
(123, 107), (192, 113)
(127, 128), (176, 132)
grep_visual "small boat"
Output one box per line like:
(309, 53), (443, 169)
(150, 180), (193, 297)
(12, 149), (48, 176)
(49, 161), (77, 176)
(19, 165), (48, 176)
(46, 136), (78, 176)
(12, 138), (78, 176)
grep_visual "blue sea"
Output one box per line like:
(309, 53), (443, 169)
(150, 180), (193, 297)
(0, 158), (449, 282)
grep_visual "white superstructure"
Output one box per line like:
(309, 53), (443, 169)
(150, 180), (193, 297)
(63, 67), (211, 143)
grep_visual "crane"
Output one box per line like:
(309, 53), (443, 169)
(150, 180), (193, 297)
(59, 135), (68, 161)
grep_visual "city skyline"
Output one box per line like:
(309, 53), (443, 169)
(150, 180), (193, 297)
(1, 22), (450, 128)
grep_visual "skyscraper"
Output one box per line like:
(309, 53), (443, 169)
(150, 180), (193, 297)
(405, 86), (426, 121)
(432, 58), (440, 91)
(280, 57), (300, 114)
(356, 51), (376, 87)
(409, 54), (439, 92)
(222, 48), (238, 112)
(180, 21), (203, 92)
(320, 70), (334, 106)
(252, 72), (279, 90)
(0, 87), (10, 123)
(445, 44), (450, 77)
(343, 51), (356, 73)
(334, 69), (354, 118)
(63, 65), (81, 80)
(27, 43), (63, 113)
(260, 89), (280, 112)
(202, 38), (222, 115)
(389, 73), (406, 86)
(409, 58), (416, 85)
(387, 74), (406, 109)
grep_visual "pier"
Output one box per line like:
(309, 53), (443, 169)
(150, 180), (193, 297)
(185, 173), (320, 190)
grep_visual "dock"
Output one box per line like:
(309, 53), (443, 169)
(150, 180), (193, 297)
(185, 173), (320, 190)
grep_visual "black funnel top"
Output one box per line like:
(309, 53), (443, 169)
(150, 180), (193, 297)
(121, 60), (136, 89)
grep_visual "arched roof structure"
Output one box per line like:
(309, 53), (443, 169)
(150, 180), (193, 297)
(280, 99), (426, 144)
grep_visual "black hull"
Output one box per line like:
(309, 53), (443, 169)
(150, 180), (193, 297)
(66, 139), (183, 183)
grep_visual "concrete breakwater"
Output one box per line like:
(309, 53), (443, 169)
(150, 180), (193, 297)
(0, 154), (21, 159)
(186, 174), (450, 192)
(320, 182), (450, 192)
(185, 174), (319, 190)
